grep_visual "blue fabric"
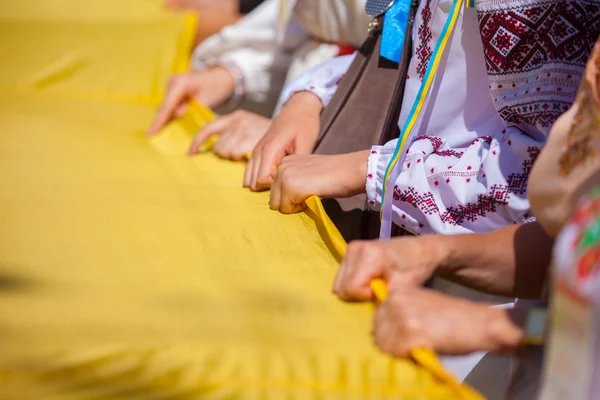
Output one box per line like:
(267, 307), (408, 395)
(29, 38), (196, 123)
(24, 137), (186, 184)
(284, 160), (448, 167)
(380, 0), (412, 63)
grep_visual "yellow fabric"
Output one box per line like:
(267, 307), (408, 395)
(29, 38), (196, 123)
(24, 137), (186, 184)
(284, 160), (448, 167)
(0, 2), (481, 398)
(303, 198), (483, 400)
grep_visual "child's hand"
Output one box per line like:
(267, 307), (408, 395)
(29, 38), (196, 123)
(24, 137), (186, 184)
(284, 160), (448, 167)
(333, 236), (451, 302)
(244, 91), (323, 191)
(147, 68), (235, 136)
(188, 110), (271, 160)
(373, 289), (522, 357)
(268, 151), (369, 214)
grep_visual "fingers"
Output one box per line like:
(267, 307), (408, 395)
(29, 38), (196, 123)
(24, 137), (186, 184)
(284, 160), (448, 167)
(268, 163), (307, 214)
(373, 294), (420, 358)
(188, 115), (233, 156)
(334, 241), (381, 302)
(249, 151), (264, 191)
(226, 138), (254, 161)
(243, 155), (255, 187)
(174, 102), (189, 119)
(279, 191), (306, 214)
(213, 133), (240, 159)
(269, 169), (282, 211)
(213, 124), (256, 161)
(373, 305), (406, 357)
(333, 258), (346, 295)
(254, 144), (283, 191)
(147, 76), (190, 136)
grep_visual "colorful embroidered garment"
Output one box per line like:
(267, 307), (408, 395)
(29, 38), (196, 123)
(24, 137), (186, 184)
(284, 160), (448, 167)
(283, 0), (599, 235)
(530, 33), (600, 239)
(368, 0), (599, 235)
(0, 2), (486, 399)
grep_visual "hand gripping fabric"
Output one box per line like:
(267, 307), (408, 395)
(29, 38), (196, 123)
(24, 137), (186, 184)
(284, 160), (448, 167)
(304, 197), (484, 400)
(0, 1), (479, 398)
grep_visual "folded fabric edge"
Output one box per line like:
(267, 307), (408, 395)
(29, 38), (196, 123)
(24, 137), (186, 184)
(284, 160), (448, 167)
(303, 196), (484, 400)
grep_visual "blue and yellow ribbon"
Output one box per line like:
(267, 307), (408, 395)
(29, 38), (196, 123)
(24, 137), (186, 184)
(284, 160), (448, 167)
(380, 0), (465, 238)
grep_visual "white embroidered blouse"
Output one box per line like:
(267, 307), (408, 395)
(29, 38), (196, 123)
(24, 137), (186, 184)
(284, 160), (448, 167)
(282, 0), (594, 235)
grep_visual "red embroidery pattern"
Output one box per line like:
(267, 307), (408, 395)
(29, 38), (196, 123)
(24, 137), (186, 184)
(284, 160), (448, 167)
(477, 0), (599, 130)
(435, 149), (465, 158)
(498, 99), (573, 128)
(478, 1), (598, 75)
(414, 135), (443, 150)
(471, 136), (493, 145)
(415, 0), (433, 80)
(412, 135), (465, 158)
(392, 147), (540, 226)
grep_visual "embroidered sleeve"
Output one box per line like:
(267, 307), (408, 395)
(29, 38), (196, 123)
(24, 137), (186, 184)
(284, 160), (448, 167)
(476, 1), (595, 138)
(366, 127), (544, 235)
(279, 53), (356, 108)
(191, 0), (299, 114)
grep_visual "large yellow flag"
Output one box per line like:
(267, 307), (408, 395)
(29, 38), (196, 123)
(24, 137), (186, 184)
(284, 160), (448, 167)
(0, 2), (481, 398)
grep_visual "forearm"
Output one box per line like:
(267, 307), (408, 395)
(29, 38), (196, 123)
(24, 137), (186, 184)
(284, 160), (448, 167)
(284, 90), (324, 116)
(436, 222), (553, 299)
(278, 53), (356, 109)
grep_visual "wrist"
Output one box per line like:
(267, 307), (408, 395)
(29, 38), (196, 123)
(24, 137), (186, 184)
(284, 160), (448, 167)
(323, 151), (370, 200)
(350, 150), (370, 196)
(430, 233), (462, 277)
(206, 65), (237, 106)
(283, 91), (324, 143)
(288, 91), (324, 115)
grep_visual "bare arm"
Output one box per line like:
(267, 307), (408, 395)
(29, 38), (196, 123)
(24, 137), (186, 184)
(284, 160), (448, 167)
(437, 222), (553, 299)
(335, 222), (554, 303)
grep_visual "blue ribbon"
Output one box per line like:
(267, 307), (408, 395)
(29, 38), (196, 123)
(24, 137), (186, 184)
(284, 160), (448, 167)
(380, 0), (412, 63)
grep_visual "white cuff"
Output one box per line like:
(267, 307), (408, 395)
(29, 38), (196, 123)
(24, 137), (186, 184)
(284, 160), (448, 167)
(366, 140), (397, 212)
(279, 53), (356, 108)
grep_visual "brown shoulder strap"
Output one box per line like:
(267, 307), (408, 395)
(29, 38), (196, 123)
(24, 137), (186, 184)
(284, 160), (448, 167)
(312, 4), (417, 241)
(317, 35), (378, 143)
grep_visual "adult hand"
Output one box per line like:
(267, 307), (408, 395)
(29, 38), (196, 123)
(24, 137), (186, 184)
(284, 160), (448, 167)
(244, 91), (322, 191)
(373, 288), (523, 357)
(269, 151), (369, 214)
(188, 110), (271, 160)
(147, 68), (235, 136)
(333, 236), (452, 302)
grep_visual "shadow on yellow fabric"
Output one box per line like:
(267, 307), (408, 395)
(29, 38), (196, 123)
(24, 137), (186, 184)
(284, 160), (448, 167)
(0, 1), (481, 398)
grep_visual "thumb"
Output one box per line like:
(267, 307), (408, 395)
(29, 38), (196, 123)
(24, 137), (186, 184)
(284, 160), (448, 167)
(255, 144), (286, 190)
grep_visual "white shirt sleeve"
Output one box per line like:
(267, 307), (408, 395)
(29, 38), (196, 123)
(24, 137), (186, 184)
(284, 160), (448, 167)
(191, 0), (306, 113)
(278, 52), (356, 107)
(366, 127), (541, 235)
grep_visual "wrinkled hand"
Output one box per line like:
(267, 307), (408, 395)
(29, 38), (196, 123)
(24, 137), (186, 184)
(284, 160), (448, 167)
(374, 288), (520, 357)
(147, 68), (235, 136)
(269, 151), (369, 214)
(244, 91), (322, 191)
(188, 110), (271, 160)
(333, 236), (451, 302)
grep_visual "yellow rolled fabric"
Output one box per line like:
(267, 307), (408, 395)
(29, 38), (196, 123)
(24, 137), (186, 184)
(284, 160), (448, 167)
(0, 2), (480, 398)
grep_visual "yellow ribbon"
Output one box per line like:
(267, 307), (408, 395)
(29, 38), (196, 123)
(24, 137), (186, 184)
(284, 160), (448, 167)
(304, 196), (484, 399)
